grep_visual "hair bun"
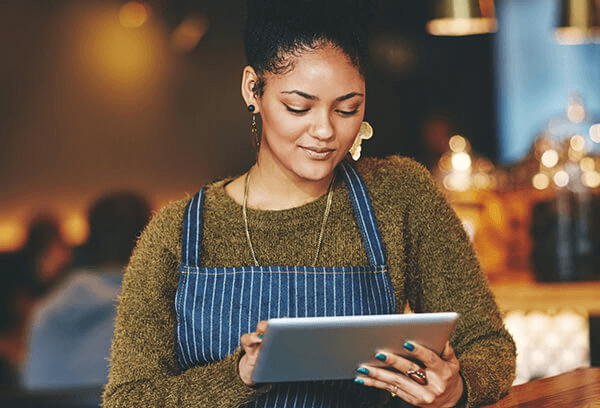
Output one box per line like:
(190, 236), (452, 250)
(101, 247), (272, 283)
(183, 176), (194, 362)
(246, 0), (374, 27)
(244, 0), (373, 77)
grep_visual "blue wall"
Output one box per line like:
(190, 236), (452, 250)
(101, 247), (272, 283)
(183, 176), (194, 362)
(496, 0), (600, 164)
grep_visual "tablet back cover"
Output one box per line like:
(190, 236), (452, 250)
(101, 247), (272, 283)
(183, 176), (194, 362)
(251, 312), (459, 383)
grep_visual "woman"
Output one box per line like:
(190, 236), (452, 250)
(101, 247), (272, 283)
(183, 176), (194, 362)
(102, 2), (515, 407)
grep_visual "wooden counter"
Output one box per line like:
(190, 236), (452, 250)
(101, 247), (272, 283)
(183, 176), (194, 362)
(482, 367), (600, 408)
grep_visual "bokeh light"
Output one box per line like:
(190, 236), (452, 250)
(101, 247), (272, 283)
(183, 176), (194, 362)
(438, 154), (452, 172)
(0, 218), (27, 252)
(69, 3), (170, 99)
(427, 17), (497, 36)
(449, 135), (467, 152)
(568, 148), (584, 162)
(540, 149), (559, 168)
(443, 173), (471, 191)
(590, 124), (600, 143)
(580, 157), (595, 172)
(532, 173), (550, 190)
(569, 134), (586, 152)
(61, 211), (89, 247)
(475, 158), (494, 173)
(567, 101), (585, 123)
(553, 170), (569, 187)
(504, 309), (590, 385)
(119, 2), (149, 28)
(472, 173), (491, 189)
(451, 152), (472, 171)
(582, 171), (600, 188)
(556, 27), (587, 45)
(171, 13), (209, 53)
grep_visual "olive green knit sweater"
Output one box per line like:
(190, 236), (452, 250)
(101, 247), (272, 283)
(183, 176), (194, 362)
(102, 156), (516, 408)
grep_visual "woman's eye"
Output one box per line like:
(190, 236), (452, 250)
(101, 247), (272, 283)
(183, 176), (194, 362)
(285, 105), (310, 114)
(337, 109), (359, 116)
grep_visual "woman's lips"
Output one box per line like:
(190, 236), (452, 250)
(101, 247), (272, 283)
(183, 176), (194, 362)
(300, 146), (336, 160)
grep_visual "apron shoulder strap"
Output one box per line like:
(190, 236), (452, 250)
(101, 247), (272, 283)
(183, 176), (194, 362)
(339, 161), (387, 266)
(181, 188), (206, 269)
(181, 164), (386, 268)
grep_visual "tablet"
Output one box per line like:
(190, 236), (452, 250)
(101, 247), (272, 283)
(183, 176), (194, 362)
(251, 312), (459, 383)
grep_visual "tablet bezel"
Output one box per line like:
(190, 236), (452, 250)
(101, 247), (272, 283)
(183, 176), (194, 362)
(251, 312), (459, 383)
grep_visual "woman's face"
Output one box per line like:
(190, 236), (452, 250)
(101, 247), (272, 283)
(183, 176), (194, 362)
(252, 45), (365, 183)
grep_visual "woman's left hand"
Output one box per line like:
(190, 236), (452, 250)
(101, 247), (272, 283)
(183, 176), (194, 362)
(356, 341), (465, 408)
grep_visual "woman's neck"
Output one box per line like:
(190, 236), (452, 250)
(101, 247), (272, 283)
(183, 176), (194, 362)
(250, 162), (334, 210)
(225, 161), (335, 211)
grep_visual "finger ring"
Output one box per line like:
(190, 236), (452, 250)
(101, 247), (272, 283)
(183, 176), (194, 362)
(406, 368), (428, 386)
(390, 385), (398, 398)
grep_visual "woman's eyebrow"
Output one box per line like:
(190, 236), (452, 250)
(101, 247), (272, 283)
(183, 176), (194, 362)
(281, 90), (364, 101)
(336, 92), (364, 102)
(281, 90), (317, 100)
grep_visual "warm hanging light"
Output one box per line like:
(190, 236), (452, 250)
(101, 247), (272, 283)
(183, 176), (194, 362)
(427, 0), (497, 36)
(556, 0), (600, 44)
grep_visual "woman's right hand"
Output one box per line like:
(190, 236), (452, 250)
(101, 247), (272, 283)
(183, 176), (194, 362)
(239, 320), (268, 386)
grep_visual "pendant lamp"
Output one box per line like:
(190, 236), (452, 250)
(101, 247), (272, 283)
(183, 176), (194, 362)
(427, 0), (497, 36)
(555, 0), (600, 44)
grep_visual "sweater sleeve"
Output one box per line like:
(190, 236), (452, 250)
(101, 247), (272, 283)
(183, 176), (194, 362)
(102, 200), (269, 408)
(382, 158), (516, 408)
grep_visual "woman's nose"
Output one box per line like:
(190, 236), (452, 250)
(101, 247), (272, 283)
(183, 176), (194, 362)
(309, 111), (334, 140)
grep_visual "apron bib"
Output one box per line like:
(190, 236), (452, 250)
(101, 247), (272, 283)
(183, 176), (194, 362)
(175, 161), (396, 407)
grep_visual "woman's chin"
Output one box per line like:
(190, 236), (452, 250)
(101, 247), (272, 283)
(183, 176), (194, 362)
(291, 162), (338, 183)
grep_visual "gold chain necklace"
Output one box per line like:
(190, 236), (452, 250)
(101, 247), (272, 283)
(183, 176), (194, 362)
(242, 171), (336, 267)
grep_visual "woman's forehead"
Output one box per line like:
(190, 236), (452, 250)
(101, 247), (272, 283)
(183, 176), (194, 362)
(264, 46), (365, 95)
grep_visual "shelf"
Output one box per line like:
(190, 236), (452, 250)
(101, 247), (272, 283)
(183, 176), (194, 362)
(490, 280), (600, 314)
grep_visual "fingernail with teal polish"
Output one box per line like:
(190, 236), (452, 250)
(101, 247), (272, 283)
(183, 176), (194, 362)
(375, 353), (387, 361)
(354, 378), (365, 385)
(258, 334), (263, 339)
(357, 367), (370, 375)
(403, 342), (415, 352)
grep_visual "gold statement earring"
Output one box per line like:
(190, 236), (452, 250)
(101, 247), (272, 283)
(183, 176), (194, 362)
(349, 121), (373, 161)
(248, 105), (259, 154)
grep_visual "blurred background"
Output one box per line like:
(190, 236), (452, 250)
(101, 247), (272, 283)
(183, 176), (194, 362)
(1, 0), (599, 405)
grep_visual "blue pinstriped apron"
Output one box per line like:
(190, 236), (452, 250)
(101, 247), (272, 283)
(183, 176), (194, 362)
(175, 161), (397, 407)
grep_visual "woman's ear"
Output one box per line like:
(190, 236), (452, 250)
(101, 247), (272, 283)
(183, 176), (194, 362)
(241, 66), (260, 113)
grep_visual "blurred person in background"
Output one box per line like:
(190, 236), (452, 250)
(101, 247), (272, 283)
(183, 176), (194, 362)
(0, 214), (72, 389)
(20, 192), (152, 390)
(20, 215), (74, 297)
(0, 253), (21, 391)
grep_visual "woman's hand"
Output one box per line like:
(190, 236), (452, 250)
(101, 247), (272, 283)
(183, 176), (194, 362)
(355, 341), (465, 407)
(239, 320), (268, 386)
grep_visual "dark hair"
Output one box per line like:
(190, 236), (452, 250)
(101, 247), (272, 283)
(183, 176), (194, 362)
(85, 192), (152, 266)
(244, 0), (373, 95)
